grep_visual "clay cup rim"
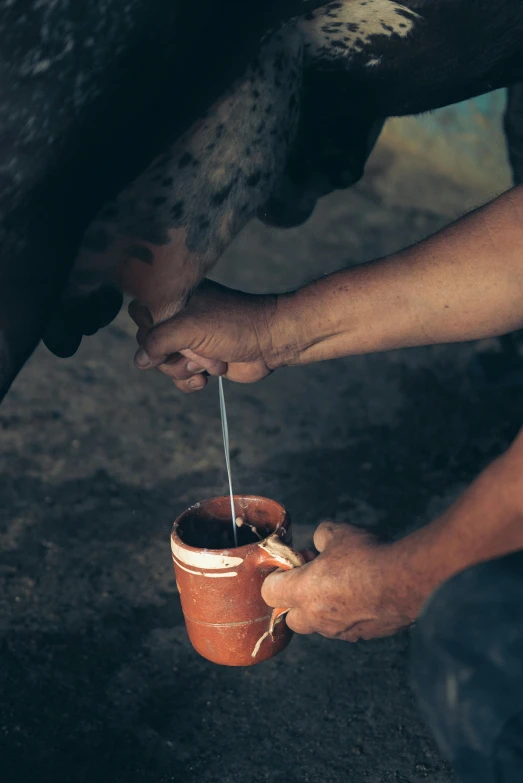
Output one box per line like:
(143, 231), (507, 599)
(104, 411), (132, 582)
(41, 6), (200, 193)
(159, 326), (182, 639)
(171, 494), (288, 555)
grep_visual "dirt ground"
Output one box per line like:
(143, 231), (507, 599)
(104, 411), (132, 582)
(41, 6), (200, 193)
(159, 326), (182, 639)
(1, 142), (521, 783)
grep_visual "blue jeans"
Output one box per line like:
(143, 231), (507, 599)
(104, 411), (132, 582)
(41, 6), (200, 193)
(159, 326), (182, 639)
(411, 552), (523, 782)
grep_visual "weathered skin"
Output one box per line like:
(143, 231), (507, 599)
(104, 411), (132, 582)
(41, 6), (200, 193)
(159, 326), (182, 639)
(2, 0), (523, 402)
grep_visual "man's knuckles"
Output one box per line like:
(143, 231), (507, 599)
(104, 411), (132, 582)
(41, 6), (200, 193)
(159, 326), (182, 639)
(313, 521), (339, 551)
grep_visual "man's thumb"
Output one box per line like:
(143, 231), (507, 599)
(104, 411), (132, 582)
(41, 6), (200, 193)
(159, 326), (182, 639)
(134, 316), (197, 369)
(261, 567), (303, 609)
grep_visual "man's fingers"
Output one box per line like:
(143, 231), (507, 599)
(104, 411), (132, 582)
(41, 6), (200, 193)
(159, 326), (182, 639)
(156, 354), (204, 381)
(313, 521), (344, 553)
(134, 319), (227, 381)
(128, 300), (153, 330)
(135, 345), (167, 369)
(154, 352), (225, 382)
(284, 609), (315, 635)
(173, 374), (208, 393)
(134, 331), (216, 378)
(136, 326), (148, 346)
(180, 349), (226, 377)
(135, 316), (203, 369)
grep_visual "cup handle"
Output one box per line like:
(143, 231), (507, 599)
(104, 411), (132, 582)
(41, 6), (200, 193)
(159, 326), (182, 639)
(256, 533), (316, 634)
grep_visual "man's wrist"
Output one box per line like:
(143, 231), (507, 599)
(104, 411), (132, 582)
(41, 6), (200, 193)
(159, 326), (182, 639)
(381, 439), (523, 624)
(371, 539), (427, 626)
(260, 291), (304, 370)
(264, 285), (344, 369)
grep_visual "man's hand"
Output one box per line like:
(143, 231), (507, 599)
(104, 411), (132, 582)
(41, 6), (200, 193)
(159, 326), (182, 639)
(262, 522), (416, 641)
(132, 186), (523, 395)
(261, 431), (523, 644)
(130, 280), (284, 393)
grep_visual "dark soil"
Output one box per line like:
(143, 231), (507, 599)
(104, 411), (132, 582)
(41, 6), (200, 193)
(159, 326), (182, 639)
(2, 145), (520, 783)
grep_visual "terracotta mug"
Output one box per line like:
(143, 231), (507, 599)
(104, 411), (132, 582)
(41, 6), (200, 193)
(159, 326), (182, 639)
(171, 495), (309, 667)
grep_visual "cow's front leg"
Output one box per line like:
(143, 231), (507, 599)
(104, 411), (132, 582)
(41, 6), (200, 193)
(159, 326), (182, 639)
(66, 26), (304, 327)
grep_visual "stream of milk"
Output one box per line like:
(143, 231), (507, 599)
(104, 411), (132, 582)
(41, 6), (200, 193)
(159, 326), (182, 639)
(218, 376), (238, 547)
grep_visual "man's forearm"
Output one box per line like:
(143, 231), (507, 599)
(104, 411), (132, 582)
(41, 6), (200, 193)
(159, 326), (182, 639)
(272, 185), (523, 367)
(381, 427), (523, 623)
